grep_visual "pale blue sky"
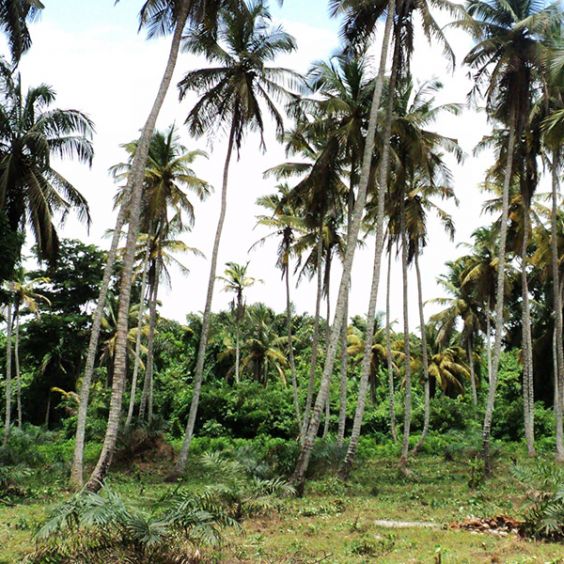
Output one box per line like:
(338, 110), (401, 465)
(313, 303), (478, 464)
(18, 1), (501, 324)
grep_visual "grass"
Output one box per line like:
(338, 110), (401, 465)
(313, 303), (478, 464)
(1, 438), (563, 563)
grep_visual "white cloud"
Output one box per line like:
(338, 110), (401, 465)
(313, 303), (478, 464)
(15, 7), (509, 329)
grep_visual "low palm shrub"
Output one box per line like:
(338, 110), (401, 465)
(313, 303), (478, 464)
(30, 486), (235, 563)
(513, 463), (564, 540)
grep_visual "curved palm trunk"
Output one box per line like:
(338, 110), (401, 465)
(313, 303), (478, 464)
(482, 116), (517, 476)
(174, 124), (236, 476)
(3, 303), (13, 447)
(85, 4), (191, 492)
(467, 339), (478, 406)
(301, 224), (324, 440)
(385, 246), (397, 440)
(139, 268), (159, 422)
(70, 201), (128, 486)
(338, 25), (399, 481)
(14, 303), (22, 428)
(398, 191), (412, 474)
(337, 296), (348, 446)
(125, 240), (151, 428)
(550, 149), (564, 462)
(520, 210), (535, 456)
(412, 253), (430, 455)
(285, 262), (302, 429)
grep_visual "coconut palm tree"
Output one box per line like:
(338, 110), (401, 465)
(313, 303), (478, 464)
(0, 0), (43, 63)
(174, 0), (299, 476)
(266, 118), (347, 439)
(111, 126), (210, 425)
(293, 0), (396, 493)
(10, 268), (50, 427)
(253, 186), (306, 426)
(240, 304), (288, 385)
(0, 73), (94, 263)
(458, 0), (559, 475)
(81, 0), (227, 491)
(218, 262), (261, 384)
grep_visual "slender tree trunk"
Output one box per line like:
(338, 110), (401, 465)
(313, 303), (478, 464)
(44, 393), (50, 428)
(125, 240), (151, 428)
(467, 339), (478, 406)
(301, 224), (324, 440)
(174, 123), (236, 476)
(14, 304), (22, 428)
(550, 149), (564, 462)
(482, 115), (517, 476)
(285, 262), (301, 429)
(385, 245), (397, 441)
(139, 268), (159, 422)
(70, 202), (127, 486)
(323, 260), (332, 438)
(337, 297), (348, 446)
(412, 253), (430, 455)
(520, 210), (535, 456)
(3, 303), (13, 447)
(486, 296), (492, 386)
(235, 322), (240, 385)
(336, 18), (399, 482)
(398, 189), (412, 474)
(85, 3), (191, 491)
(337, 177), (355, 446)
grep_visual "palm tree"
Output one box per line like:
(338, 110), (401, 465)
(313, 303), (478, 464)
(111, 126), (210, 425)
(2, 299), (13, 446)
(267, 119), (347, 439)
(218, 262), (261, 384)
(293, 0), (396, 492)
(458, 0), (558, 475)
(82, 0), (227, 491)
(541, 29), (564, 460)
(0, 0), (43, 63)
(0, 73), (94, 263)
(10, 268), (50, 427)
(253, 186), (306, 427)
(431, 258), (484, 405)
(138, 225), (203, 422)
(240, 304), (288, 385)
(174, 0), (299, 476)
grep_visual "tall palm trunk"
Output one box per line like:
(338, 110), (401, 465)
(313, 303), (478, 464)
(338, 25), (399, 480)
(550, 148), (564, 462)
(139, 267), (159, 422)
(175, 123), (236, 475)
(3, 302), (13, 447)
(301, 224), (324, 440)
(125, 239), (151, 428)
(412, 253), (430, 455)
(285, 260), (301, 428)
(398, 189), (412, 474)
(14, 302), (22, 428)
(385, 246), (397, 440)
(482, 114), (517, 476)
(323, 255), (332, 438)
(520, 210), (535, 456)
(337, 296), (348, 446)
(467, 338), (478, 406)
(85, 3), (191, 492)
(486, 296), (492, 386)
(337, 182), (355, 446)
(234, 322), (240, 385)
(70, 202), (127, 486)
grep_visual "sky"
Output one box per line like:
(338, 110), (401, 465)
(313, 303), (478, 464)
(14, 0), (506, 327)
